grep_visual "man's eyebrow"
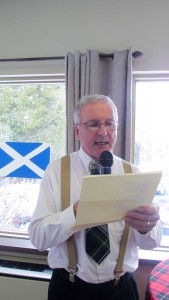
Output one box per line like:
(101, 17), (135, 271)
(84, 119), (114, 122)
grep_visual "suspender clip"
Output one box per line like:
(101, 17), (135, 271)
(68, 265), (77, 283)
(114, 269), (123, 286)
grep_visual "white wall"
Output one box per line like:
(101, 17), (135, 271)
(0, 263), (157, 300)
(0, 0), (169, 71)
(0, 276), (49, 300)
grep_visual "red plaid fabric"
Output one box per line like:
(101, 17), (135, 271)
(146, 259), (169, 299)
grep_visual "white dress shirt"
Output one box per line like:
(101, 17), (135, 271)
(28, 147), (162, 283)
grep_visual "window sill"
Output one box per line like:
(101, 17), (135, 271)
(0, 266), (52, 281)
(0, 235), (35, 250)
(0, 236), (168, 267)
(138, 247), (169, 262)
(0, 236), (48, 265)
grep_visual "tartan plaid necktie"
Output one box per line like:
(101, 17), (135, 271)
(86, 224), (110, 264)
(85, 159), (110, 264)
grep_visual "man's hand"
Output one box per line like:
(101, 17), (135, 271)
(124, 204), (160, 234)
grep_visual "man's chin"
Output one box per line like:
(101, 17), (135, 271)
(94, 145), (111, 157)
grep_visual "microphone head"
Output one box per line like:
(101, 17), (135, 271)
(99, 151), (113, 167)
(89, 159), (101, 175)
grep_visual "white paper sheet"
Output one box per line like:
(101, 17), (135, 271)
(71, 171), (162, 232)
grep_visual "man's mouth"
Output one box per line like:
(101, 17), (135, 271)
(95, 141), (109, 145)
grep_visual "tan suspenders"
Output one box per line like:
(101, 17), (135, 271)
(61, 155), (132, 283)
(61, 155), (77, 281)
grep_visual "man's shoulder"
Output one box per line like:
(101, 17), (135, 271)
(46, 151), (79, 168)
(45, 158), (61, 175)
(113, 155), (139, 173)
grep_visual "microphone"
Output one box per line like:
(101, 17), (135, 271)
(99, 151), (113, 174)
(88, 159), (101, 175)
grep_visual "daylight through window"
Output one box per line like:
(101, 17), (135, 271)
(0, 81), (66, 237)
(134, 78), (169, 247)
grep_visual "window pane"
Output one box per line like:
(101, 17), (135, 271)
(0, 82), (66, 236)
(135, 80), (169, 246)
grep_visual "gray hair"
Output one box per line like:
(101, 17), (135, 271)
(73, 94), (118, 124)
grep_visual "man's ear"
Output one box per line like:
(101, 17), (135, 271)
(74, 124), (80, 139)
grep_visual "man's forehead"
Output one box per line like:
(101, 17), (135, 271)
(81, 100), (114, 110)
(80, 101), (115, 117)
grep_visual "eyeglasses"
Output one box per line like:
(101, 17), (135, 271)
(78, 120), (119, 131)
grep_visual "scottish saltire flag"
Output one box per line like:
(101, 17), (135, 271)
(0, 142), (50, 179)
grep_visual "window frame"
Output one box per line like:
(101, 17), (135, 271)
(0, 68), (65, 259)
(132, 71), (169, 162)
(132, 71), (169, 258)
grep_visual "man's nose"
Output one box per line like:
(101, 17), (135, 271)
(97, 124), (108, 136)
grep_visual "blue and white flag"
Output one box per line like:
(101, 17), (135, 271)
(0, 142), (50, 178)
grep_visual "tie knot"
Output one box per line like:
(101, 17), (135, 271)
(89, 159), (101, 175)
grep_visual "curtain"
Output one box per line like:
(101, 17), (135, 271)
(66, 48), (132, 161)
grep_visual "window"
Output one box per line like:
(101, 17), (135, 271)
(134, 74), (169, 248)
(0, 75), (66, 238)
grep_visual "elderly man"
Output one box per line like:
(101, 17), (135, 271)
(29, 94), (162, 300)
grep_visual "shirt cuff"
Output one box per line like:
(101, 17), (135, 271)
(135, 220), (163, 249)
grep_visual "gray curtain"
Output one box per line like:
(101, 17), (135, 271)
(66, 48), (132, 161)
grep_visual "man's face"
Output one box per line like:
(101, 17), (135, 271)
(74, 101), (118, 159)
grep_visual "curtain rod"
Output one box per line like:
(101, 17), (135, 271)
(100, 51), (143, 59)
(0, 51), (142, 62)
(0, 56), (65, 62)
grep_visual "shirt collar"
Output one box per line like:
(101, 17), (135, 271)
(79, 146), (93, 174)
(79, 147), (115, 173)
